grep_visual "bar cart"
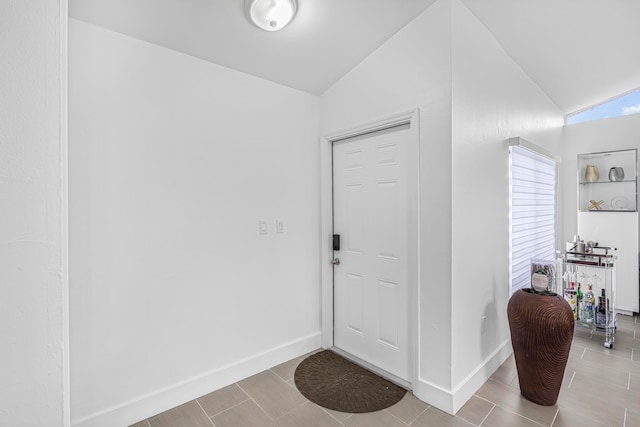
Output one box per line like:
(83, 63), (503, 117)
(562, 248), (617, 348)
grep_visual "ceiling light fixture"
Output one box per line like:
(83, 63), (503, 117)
(245, 0), (297, 32)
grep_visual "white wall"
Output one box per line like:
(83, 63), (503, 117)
(321, 0), (455, 407)
(69, 19), (320, 426)
(560, 114), (640, 241)
(0, 2), (69, 427)
(449, 0), (563, 399)
(321, 0), (565, 414)
(560, 114), (640, 314)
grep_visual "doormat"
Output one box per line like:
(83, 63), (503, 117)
(294, 350), (407, 413)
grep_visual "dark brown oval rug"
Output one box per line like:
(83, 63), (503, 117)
(294, 350), (407, 413)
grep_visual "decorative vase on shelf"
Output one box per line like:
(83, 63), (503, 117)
(507, 289), (574, 406)
(584, 165), (600, 182)
(608, 166), (625, 182)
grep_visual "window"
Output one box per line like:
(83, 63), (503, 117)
(566, 88), (640, 125)
(509, 144), (557, 295)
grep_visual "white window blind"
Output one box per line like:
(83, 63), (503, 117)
(509, 145), (557, 295)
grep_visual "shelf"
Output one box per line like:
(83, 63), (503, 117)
(578, 149), (638, 212)
(579, 179), (635, 185)
(580, 208), (637, 213)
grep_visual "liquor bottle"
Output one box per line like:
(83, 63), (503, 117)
(581, 284), (594, 323)
(596, 290), (607, 327)
(576, 283), (583, 320)
(564, 282), (577, 320)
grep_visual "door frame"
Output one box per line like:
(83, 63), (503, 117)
(319, 109), (420, 387)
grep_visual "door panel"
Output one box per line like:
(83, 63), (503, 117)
(378, 279), (399, 348)
(345, 184), (365, 253)
(347, 273), (364, 333)
(332, 127), (410, 382)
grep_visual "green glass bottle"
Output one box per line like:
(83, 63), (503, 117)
(576, 283), (583, 320)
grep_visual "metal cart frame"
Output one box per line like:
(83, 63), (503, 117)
(562, 250), (616, 348)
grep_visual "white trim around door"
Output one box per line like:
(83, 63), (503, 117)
(319, 109), (420, 388)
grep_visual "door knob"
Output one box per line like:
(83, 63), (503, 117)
(332, 258), (341, 265)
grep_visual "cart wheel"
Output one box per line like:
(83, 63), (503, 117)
(604, 342), (613, 349)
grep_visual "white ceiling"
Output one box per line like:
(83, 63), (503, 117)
(69, 0), (439, 96)
(461, 0), (640, 114)
(69, 0), (640, 115)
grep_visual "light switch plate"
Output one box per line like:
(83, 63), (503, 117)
(276, 219), (284, 233)
(259, 219), (268, 235)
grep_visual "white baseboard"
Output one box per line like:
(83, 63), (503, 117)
(413, 377), (457, 415)
(616, 308), (636, 317)
(413, 339), (512, 415)
(72, 332), (321, 427)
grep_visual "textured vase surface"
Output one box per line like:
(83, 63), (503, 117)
(507, 289), (574, 406)
(608, 166), (625, 182)
(584, 165), (599, 182)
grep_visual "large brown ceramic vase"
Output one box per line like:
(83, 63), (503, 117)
(507, 289), (574, 406)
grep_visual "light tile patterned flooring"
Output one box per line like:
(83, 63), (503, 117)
(131, 314), (640, 427)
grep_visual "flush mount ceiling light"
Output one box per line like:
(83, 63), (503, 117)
(245, 0), (297, 32)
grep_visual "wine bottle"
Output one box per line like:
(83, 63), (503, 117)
(576, 283), (583, 320)
(596, 294), (606, 327)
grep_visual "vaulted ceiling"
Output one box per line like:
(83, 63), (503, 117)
(69, 0), (640, 115)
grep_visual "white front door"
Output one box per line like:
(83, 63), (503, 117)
(332, 125), (411, 382)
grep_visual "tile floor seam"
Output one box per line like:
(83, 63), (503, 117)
(284, 377), (304, 394)
(472, 394), (494, 406)
(468, 396), (518, 427)
(485, 401), (549, 427)
(567, 371), (576, 388)
(406, 404), (430, 425)
(272, 400), (314, 426)
(628, 373), (632, 390)
(383, 408), (411, 426)
(624, 407), (628, 427)
(584, 347), (634, 362)
(341, 413), (354, 424)
(580, 358), (640, 378)
(233, 382), (280, 422)
(549, 407), (560, 427)
(316, 405), (349, 424)
(145, 420), (151, 427)
(580, 347), (587, 359)
(488, 377), (520, 392)
(276, 399), (320, 420)
(194, 399), (217, 427)
(454, 411), (480, 426)
(248, 395), (279, 422)
(201, 396), (251, 418)
(265, 395), (306, 422)
(477, 404), (495, 427)
(270, 368), (290, 383)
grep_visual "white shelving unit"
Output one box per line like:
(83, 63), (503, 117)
(576, 148), (639, 315)
(578, 149), (637, 212)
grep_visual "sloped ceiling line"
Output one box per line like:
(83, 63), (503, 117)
(69, 0), (640, 114)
